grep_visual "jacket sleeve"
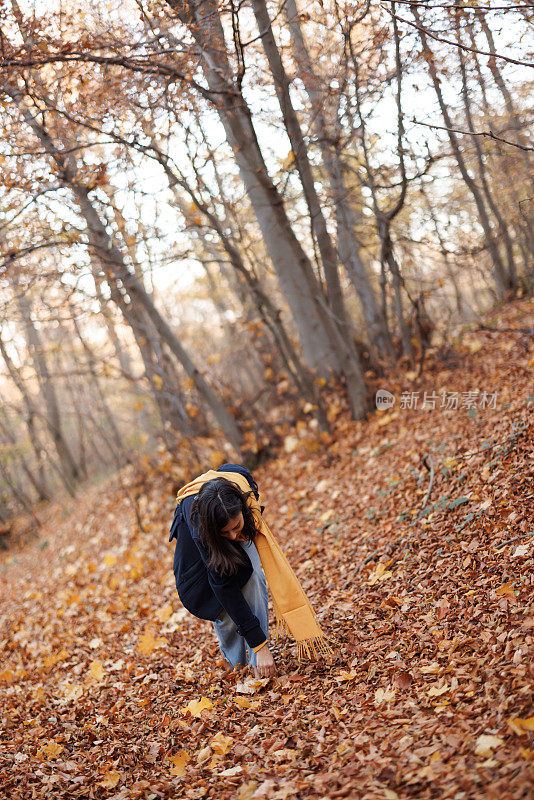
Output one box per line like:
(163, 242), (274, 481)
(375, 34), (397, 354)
(184, 498), (267, 650)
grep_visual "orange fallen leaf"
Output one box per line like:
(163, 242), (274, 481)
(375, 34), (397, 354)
(508, 716), (534, 734)
(138, 629), (167, 655)
(496, 583), (517, 597)
(0, 669), (15, 684)
(235, 697), (252, 709)
(235, 677), (269, 694)
(98, 770), (120, 788)
(43, 650), (69, 670)
(368, 563), (393, 585)
(169, 750), (189, 777)
(337, 670), (357, 682)
(185, 697), (213, 717)
(209, 732), (233, 756)
(36, 742), (64, 760)
(155, 603), (173, 622)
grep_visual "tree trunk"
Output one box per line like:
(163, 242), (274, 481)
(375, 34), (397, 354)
(413, 8), (511, 297)
(455, 13), (518, 289)
(165, 0), (360, 382)
(284, 0), (391, 360)
(163, 162), (330, 429)
(0, 334), (68, 497)
(15, 286), (81, 491)
(0, 406), (50, 502)
(70, 305), (125, 457)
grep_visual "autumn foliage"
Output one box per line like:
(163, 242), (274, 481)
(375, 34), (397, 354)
(0, 300), (533, 798)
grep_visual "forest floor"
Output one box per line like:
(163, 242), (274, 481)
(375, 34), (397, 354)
(0, 298), (533, 800)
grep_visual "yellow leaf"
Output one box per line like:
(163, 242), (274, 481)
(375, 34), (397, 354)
(153, 374), (163, 390)
(43, 650), (69, 670)
(475, 734), (503, 756)
(210, 732), (233, 756)
(368, 563), (393, 585)
(319, 509), (334, 524)
(98, 770), (121, 788)
(0, 669), (15, 684)
(496, 583), (516, 597)
(103, 553), (117, 567)
(186, 697), (213, 717)
(519, 747), (534, 761)
(405, 370), (417, 382)
(235, 697), (252, 709)
(337, 670), (357, 682)
(509, 717), (534, 734)
(37, 742), (64, 760)
(155, 604), (173, 623)
(169, 750), (189, 777)
(235, 677), (269, 695)
(138, 630), (167, 656)
(88, 660), (105, 681)
(186, 403), (200, 418)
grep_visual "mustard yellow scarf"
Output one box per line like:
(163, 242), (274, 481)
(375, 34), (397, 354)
(176, 469), (332, 660)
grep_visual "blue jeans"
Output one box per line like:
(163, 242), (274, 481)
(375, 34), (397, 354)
(212, 540), (269, 668)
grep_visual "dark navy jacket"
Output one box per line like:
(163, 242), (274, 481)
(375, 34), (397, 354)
(169, 464), (266, 649)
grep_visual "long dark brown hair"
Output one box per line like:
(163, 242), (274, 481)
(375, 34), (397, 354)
(190, 478), (260, 575)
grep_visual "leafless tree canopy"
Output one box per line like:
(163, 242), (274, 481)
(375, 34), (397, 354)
(0, 0), (532, 517)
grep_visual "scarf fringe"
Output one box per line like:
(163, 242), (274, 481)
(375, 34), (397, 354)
(274, 615), (291, 639)
(297, 635), (334, 661)
(275, 615), (334, 661)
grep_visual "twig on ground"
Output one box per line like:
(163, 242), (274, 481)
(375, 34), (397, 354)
(421, 454), (434, 510)
(475, 324), (534, 335)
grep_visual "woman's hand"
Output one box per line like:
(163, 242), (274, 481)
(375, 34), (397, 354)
(254, 645), (277, 678)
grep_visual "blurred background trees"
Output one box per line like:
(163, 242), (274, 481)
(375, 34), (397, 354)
(0, 0), (532, 520)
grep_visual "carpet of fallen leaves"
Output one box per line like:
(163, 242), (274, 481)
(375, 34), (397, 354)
(1, 299), (533, 800)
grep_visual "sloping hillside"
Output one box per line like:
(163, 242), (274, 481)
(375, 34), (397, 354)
(1, 298), (533, 800)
